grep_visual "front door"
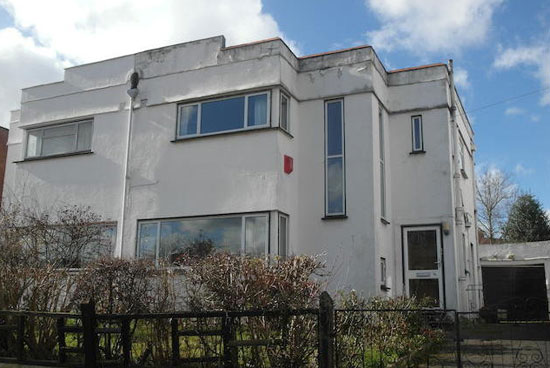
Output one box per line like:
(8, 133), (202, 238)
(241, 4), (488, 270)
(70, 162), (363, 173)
(403, 226), (443, 307)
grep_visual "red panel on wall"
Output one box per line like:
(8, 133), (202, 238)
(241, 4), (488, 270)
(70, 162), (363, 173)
(284, 155), (293, 174)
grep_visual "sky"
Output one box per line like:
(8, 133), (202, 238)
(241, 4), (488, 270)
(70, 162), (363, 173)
(0, 0), (548, 210)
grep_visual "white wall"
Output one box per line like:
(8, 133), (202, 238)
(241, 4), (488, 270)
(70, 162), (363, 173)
(4, 36), (478, 310)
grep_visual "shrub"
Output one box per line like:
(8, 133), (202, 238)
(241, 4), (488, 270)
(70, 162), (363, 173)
(337, 291), (446, 368)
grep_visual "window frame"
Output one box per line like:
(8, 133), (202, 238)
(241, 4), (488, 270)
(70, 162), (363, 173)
(280, 91), (290, 133)
(176, 91), (271, 139)
(136, 212), (271, 261)
(324, 98), (346, 217)
(25, 119), (93, 159)
(411, 115), (424, 153)
(278, 213), (289, 257)
(379, 106), (387, 220)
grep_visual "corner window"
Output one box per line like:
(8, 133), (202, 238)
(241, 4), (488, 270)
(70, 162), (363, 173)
(137, 213), (269, 262)
(280, 92), (290, 132)
(278, 214), (289, 257)
(325, 99), (345, 216)
(177, 92), (270, 138)
(26, 120), (93, 158)
(411, 115), (423, 152)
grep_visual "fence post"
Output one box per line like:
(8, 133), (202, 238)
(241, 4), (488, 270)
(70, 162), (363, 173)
(57, 317), (67, 363)
(121, 318), (131, 368)
(222, 315), (235, 368)
(81, 302), (98, 368)
(319, 291), (334, 368)
(455, 311), (462, 368)
(171, 318), (179, 367)
(16, 315), (25, 362)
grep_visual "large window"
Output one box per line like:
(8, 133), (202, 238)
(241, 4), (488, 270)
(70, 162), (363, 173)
(26, 120), (93, 158)
(325, 99), (345, 216)
(137, 214), (269, 262)
(411, 115), (424, 152)
(177, 92), (270, 138)
(379, 106), (387, 219)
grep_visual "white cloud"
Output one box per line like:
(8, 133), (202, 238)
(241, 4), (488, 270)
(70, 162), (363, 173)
(0, 27), (64, 125)
(514, 164), (534, 176)
(454, 67), (470, 89)
(364, 0), (503, 54)
(0, 0), (297, 127)
(493, 43), (550, 106)
(504, 106), (524, 115)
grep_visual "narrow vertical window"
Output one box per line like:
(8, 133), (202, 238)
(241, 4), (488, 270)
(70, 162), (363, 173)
(325, 99), (345, 216)
(380, 257), (387, 287)
(280, 92), (290, 132)
(279, 214), (289, 257)
(411, 115), (423, 152)
(379, 106), (387, 219)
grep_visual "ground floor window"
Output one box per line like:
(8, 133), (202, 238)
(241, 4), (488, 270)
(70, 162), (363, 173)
(137, 213), (271, 262)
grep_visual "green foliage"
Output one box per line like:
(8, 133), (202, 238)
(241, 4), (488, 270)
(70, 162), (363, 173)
(503, 193), (550, 242)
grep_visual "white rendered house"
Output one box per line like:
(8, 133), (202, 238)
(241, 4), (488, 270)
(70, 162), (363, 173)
(3, 36), (480, 311)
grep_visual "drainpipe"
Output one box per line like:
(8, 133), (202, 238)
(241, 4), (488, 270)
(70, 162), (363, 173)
(449, 60), (464, 311)
(118, 72), (139, 257)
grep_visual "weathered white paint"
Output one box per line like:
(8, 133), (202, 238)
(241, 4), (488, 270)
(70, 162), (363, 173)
(4, 36), (479, 311)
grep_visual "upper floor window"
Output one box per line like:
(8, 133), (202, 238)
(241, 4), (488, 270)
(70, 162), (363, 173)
(177, 92), (270, 138)
(325, 99), (345, 216)
(411, 115), (424, 152)
(26, 120), (93, 158)
(280, 92), (290, 133)
(379, 106), (387, 219)
(137, 213), (269, 262)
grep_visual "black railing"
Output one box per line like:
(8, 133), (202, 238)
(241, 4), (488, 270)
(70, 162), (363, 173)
(2, 302), (550, 367)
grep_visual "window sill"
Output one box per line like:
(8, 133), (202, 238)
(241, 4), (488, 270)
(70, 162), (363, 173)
(322, 215), (348, 221)
(14, 150), (93, 163)
(278, 127), (294, 139)
(380, 217), (390, 225)
(171, 126), (284, 143)
(409, 150), (426, 155)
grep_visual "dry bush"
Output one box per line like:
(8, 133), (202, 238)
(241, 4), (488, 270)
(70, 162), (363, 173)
(337, 291), (446, 367)
(177, 253), (328, 367)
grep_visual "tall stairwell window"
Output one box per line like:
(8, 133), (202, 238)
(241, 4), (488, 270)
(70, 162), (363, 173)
(379, 106), (387, 220)
(325, 99), (346, 217)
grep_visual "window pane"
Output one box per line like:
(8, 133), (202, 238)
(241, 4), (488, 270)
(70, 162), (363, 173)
(138, 223), (158, 259)
(41, 135), (75, 156)
(245, 216), (267, 257)
(327, 157), (344, 214)
(380, 161), (386, 218)
(179, 105), (198, 136)
(413, 118), (422, 150)
(77, 121), (92, 151)
(280, 94), (289, 131)
(247, 94), (268, 127)
(159, 217), (242, 260)
(379, 109), (384, 158)
(201, 97), (245, 134)
(80, 224), (116, 265)
(327, 101), (343, 156)
(43, 124), (76, 138)
(407, 230), (438, 270)
(26, 130), (42, 157)
(409, 279), (439, 306)
(279, 215), (288, 257)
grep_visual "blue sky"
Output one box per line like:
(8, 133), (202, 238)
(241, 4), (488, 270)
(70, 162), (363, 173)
(0, 0), (548, 210)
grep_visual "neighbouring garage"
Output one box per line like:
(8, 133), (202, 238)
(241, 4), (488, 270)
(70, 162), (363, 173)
(482, 265), (549, 320)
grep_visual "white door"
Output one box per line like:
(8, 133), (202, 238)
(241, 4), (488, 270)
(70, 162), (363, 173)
(403, 226), (443, 307)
